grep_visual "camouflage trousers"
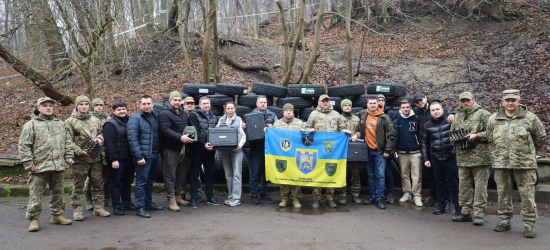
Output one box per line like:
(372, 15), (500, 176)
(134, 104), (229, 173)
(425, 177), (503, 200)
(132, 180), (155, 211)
(84, 164), (111, 202)
(26, 171), (65, 221)
(458, 165), (490, 217)
(495, 169), (538, 227)
(313, 188), (334, 201)
(281, 185), (301, 200)
(340, 162), (361, 197)
(71, 162), (104, 208)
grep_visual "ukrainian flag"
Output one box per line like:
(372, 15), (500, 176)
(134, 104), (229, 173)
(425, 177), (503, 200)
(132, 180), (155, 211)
(265, 128), (349, 188)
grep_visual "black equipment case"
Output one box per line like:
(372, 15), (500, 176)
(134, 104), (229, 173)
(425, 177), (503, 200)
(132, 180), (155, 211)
(208, 126), (239, 150)
(347, 139), (368, 162)
(244, 113), (266, 141)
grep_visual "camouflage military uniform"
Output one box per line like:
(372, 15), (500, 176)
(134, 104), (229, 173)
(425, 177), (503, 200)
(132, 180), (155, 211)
(486, 105), (547, 228)
(451, 102), (491, 218)
(86, 98), (111, 207)
(306, 105), (348, 201)
(340, 112), (362, 198)
(19, 109), (74, 221)
(65, 96), (105, 209)
(273, 117), (305, 200)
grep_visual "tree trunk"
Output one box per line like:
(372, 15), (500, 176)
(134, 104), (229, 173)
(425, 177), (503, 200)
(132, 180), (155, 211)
(276, 0), (290, 73)
(104, 0), (119, 64)
(35, 0), (70, 69)
(212, 0), (220, 83)
(140, 0), (153, 33)
(183, 0), (191, 43)
(0, 43), (73, 105)
(161, 0), (168, 27)
(281, 0), (306, 87)
(202, 0), (215, 84)
(177, 0), (192, 76)
(4, 0), (9, 39)
(345, 0), (353, 84)
(301, 0), (325, 84)
(355, 28), (367, 77)
(244, 0), (257, 39)
(168, 0), (179, 33)
(378, 0), (389, 23)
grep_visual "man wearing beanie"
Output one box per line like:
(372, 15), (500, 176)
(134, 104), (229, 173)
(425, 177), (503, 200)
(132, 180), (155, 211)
(339, 99), (362, 205)
(273, 103), (305, 208)
(65, 95), (110, 220)
(158, 91), (195, 211)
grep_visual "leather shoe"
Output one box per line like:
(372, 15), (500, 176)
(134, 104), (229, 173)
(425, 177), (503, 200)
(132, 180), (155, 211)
(259, 193), (273, 201)
(114, 208), (125, 216)
(363, 197), (376, 205)
(375, 199), (386, 209)
(146, 203), (165, 211)
(136, 208), (151, 218)
(122, 203), (137, 211)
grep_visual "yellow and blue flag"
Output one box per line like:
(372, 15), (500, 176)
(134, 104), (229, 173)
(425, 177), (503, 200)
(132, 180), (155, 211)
(265, 128), (349, 188)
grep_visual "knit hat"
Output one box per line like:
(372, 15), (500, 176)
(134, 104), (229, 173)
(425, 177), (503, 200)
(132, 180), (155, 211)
(340, 99), (352, 109)
(92, 98), (104, 107)
(377, 94), (386, 101)
(169, 91), (182, 101)
(283, 103), (294, 111)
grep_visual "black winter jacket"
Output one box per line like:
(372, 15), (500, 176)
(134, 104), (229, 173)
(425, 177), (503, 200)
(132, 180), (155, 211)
(413, 99), (451, 140)
(421, 114), (456, 162)
(158, 105), (189, 152)
(189, 109), (218, 149)
(104, 116), (131, 163)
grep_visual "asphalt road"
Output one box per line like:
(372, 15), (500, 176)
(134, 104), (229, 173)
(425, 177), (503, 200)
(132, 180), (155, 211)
(0, 194), (548, 250)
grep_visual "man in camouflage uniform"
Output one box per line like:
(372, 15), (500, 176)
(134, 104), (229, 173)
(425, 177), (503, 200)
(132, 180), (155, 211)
(273, 103), (305, 208)
(305, 94), (351, 209)
(65, 96), (110, 220)
(449, 92), (491, 225)
(485, 90), (547, 238)
(85, 98), (112, 210)
(339, 99), (362, 205)
(19, 97), (74, 232)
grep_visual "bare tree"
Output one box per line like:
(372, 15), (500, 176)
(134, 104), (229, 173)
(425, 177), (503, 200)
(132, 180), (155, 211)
(202, 0), (215, 84)
(301, 0), (325, 84)
(281, 0), (306, 87)
(345, 0), (353, 84)
(275, 0), (289, 73)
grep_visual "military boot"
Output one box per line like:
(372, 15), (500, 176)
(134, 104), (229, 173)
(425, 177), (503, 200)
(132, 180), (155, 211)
(292, 198), (301, 208)
(524, 226), (536, 238)
(452, 214), (473, 222)
(494, 221), (511, 232)
(473, 217), (484, 226)
(92, 205), (111, 217)
(73, 206), (85, 221)
(279, 198), (288, 208)
(50, 216), (72, 225)
(28, 220), (39, 232)
(326, 199), (338, 208)
(340, 195), (347, 205)
(85, 191), (94, 211)
(167, 198), (181, 212)
(352, 196), (362, 204)
(312, 201), (320, 209)
(175, 196), (189, 206)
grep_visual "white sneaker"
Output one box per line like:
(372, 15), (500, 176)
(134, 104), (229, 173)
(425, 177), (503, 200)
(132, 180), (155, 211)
(228, 199), (241, 207)
(224, 199), (233, 205)
(399, 193), (412, 203)
(414, 197), (423, 207)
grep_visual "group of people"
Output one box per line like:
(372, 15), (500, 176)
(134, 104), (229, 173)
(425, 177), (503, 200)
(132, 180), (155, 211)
(18, 88), (546, 238)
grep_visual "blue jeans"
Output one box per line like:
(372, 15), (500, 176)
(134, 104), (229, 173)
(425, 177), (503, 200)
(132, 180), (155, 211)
(135, 154), (159, 209)
(190, 148), (215, 201)
(366, 150), (386, 200)
(385, 156), (395, 196)
(431, 158), (460, 210)
(249, 151), (268, 196)
(110, 160), (135, 209)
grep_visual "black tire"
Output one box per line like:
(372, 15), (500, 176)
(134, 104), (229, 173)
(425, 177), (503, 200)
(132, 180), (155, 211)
(236, 105), (252, 117)
(353, 94), (378, 108)
(389, 155), (402, 184)
(351, 107), (364, 114)
(210, 105), (224, 116)
(277, 97), (313, 109)
(287, 84), (326, 97)
(252, 82), (287, 97)
(267, 106), (284, 119)
(153, 102), (165, 113)
(238, 94), (273, 107)
(191, 95), (203, 103)
(216, 83), (249, 95)
(328, 84), (365, 97)
(207, 94), (234, 106)
(183, 83), (216, 95)
(329, 97), (343, 111)
(366, 82), (407, 97)
(299, 107), (316, 120)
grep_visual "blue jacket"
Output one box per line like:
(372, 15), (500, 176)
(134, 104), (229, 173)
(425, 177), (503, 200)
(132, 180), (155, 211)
(127, 110), (161, 161)
(393, 109), (420, 153)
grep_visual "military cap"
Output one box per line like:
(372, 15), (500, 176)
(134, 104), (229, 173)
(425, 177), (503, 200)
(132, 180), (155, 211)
(502, 89), (520, 100)
(319, 94), (330, 100)
(36, 97), (56, 106)
(414, 94), (425, 101)
(183, 96), (195, 103)
(283, 103), (294, 111)
(459, 92), (474, 100)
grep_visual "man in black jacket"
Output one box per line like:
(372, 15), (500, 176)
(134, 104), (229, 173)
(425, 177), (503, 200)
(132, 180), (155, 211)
(189, 96), (220, 208)
(103, 101), (136, 215)
(158, 91), (194, 211)
(413, 94), (455, 207)
(377, 94), (398, 203)
(421, 102), (460, 216)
